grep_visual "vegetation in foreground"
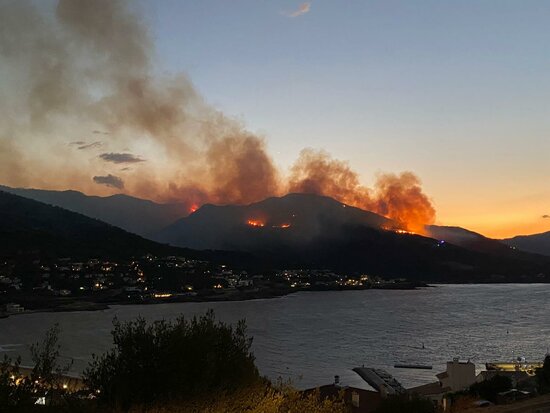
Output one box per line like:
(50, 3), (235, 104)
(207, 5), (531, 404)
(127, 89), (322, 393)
(0, 311), (351, 413)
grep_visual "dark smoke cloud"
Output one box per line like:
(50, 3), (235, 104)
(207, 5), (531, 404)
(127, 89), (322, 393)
(0, 0), (436, 229)
(93, 174), (124, 189)
(69, 141), (102, 150)
(78, 141), (102, 150)
(99, 152), (145, 164)
(543, 215), (550, 219)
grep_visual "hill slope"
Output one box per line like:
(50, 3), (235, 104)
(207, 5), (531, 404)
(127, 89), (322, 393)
(0, 190), (181, 259)
(0, 185), (186, 237)
(425, 225), (516, 255)
(155, 193), (394, 250)
(156, 193), (550, 281)
(502, 231), (550, 256)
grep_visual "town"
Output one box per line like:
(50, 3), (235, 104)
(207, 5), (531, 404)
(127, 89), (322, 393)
(0, 254), (422, 316)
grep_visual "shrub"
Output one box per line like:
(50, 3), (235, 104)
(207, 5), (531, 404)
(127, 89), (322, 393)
(125, 383), (350, 413)
(84, 310), (259, 408)
(0, 324), (73, 410)
(373, 394), (435, 413)
(469, 374), (512, 402)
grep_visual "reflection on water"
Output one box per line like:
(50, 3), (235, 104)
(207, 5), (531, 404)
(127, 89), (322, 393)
(1, 284), (549, 389)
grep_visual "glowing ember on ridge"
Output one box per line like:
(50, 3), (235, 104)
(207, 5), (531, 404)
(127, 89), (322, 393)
(382, 226), (417, 235)
(247, 220), (265, 227)
(272, 223), (291, 229)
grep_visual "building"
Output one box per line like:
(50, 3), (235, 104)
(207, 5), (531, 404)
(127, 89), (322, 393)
(437, 358), (476, 392)
(408, 358), (476, 411)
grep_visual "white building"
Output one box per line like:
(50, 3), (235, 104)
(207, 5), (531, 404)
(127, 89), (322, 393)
(436, 358), (476, 392)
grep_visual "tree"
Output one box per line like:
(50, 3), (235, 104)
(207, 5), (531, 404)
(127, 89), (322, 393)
(84, 310), (259, 408)
(469, 374), (512, 402)
(0, 324), (72, 409)
(0, 355), (33, 408)
(30, 323), (73, 390)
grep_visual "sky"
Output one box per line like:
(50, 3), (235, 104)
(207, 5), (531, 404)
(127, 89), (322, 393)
(138, 0), (550, 238)
(1, 0), (549, 239)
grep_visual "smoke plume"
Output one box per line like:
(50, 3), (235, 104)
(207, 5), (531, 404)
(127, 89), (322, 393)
(289, 149), (435, 231)
(0, 0), (435, 230)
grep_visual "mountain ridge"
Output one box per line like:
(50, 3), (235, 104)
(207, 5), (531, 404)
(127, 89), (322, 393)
(502, 231), (550, 256)
(0, 185), (186, 238)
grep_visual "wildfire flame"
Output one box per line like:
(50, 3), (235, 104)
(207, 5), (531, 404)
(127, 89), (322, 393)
(395, 229), (416, 235)
(272, 223), (291, 229)
(188, 204), (199, 213)
(247, 220), (265, 227)
(382, 226), (416, 235)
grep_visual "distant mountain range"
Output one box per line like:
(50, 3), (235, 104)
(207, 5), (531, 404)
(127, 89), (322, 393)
(502, 232), (550, 256)
(0, 185), (186, 238)
(424, 225), (518, 255)
(153, 192), (550, 281)
(0, 190), (179, 259)
(1, 184), (549, 282)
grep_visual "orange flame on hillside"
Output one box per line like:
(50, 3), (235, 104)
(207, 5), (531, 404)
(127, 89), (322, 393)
(273, 223), (291, 229)
(247, 219), (265, 227)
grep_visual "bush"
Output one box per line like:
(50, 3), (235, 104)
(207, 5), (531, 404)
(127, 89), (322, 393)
(84, 310), (260, 408)
(125, 383), (350, 413)
(0, 324), (73, 410)
(373, 394), (435, 413)
(469, 374), (512, 402)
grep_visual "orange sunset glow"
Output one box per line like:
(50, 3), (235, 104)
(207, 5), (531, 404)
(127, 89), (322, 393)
(1, 0), (549, 241)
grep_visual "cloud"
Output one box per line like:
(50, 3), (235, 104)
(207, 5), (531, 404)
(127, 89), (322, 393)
(99, 152), (145, 164)
(93, 130), (110, 135)
(543, 214), (550, 219)
(93, 174), (124, 189)
(79, 141), (102, 150)
(286, 2), (311, 18)
(70, 141), (103, 150)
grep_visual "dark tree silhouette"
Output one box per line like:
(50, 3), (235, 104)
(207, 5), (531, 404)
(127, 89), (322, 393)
(84, 310), (259, 408)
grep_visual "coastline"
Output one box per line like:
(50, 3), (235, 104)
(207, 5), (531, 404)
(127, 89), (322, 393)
(0, 281), (429, 318)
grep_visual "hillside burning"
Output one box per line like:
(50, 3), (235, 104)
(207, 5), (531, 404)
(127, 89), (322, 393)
(246, 219), (291, 229)
(0, 0), (436, 232)
(273, 224), (291, 229)
(247, 220), (265, 228)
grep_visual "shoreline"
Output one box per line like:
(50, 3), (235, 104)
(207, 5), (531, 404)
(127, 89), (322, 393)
(6, 281), (550, 318)
(0, 282), (429, 318)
